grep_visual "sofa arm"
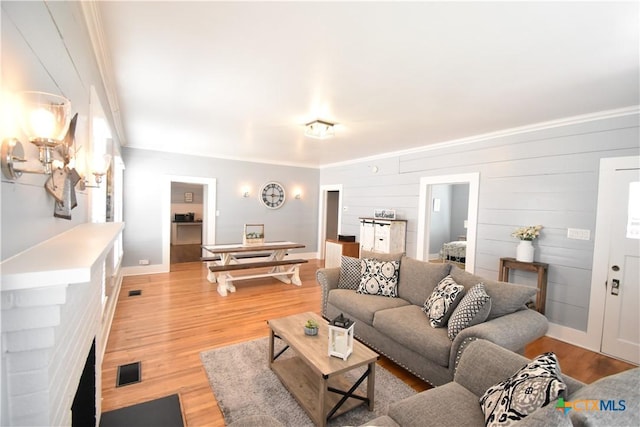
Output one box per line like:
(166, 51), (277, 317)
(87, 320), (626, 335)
(449, 308), (548, 372)
(316, 267), (341, 317)
(453, 339), (536, 396)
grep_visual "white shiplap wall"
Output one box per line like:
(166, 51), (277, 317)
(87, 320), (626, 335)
(320, 111), (640, 332)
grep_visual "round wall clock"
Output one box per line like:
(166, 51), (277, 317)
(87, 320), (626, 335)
(260, 181), (286, 209)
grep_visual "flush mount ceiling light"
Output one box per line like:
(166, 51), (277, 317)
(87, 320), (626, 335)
(304, 119), (335, 139)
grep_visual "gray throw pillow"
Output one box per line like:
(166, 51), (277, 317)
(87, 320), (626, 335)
(447, 283), (491, 340)
(357, 258), (400, 297)
(338, 256), (362, 290)
(423, 275), (465, 328)
(480, 352), (567, 426)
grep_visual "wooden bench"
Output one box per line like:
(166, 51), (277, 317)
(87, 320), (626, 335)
(200, 252), (274, 262)
(207, 258), (308, 273)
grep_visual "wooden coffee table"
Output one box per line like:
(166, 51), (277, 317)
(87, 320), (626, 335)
(267, 312), (379, 427)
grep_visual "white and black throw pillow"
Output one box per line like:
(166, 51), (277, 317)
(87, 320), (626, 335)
(480, 352), (567, 426)
(357, 258), (400, 297)
(447, 283), (491, 340)
(338, 256), (362, 290)
(423, 275), (465, 327)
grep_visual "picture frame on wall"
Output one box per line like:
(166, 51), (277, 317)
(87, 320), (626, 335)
(374, 209), (396, 220)
(184, 192), (193, 203)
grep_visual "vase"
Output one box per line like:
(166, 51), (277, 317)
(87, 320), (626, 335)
(304, 326), (318, 336)
(516, 240), (534, 262)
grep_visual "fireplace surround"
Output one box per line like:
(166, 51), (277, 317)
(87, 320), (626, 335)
(1, 223), (124, 426)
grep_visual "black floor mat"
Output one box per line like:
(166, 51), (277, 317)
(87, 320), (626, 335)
(100, 394), (183, 427)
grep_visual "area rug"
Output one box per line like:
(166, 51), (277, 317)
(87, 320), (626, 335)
(100, 394), (184, 427)
(200, 337), (416, 426)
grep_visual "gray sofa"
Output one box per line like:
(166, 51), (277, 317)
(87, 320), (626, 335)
(363, 339), (640, 427)
(316, 253), (549, 386)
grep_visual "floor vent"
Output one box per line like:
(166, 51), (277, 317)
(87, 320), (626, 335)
(128, 290), (142, 297)
(116, 362), (141, 387)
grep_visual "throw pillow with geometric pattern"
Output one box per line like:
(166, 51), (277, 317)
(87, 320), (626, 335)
(338, 256), (363, 290)
(447, 282), (491, 340)
(357, 258), (400, 297)
(422, 275), (465, 328)
(480, 352), (567, 426)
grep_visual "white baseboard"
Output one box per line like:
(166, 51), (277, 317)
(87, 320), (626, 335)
(122, 264), (168, 276)
(546, 321), (599, 353)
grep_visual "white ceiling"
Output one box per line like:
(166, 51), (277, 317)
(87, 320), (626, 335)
(96, 1), (639, 168)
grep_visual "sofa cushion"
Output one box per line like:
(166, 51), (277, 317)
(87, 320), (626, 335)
(328, 289), (410, 326)
(450, 265), (536, 320)
(338, 256), (361, 290)
(397, 257), (452, 306)
(480, 352), (566, 426)
(568, 367), (639, 427)
(388, 382), (484, 427)
(423, 275), (464, 327)
(357, 258), (400, 297)
(373, 305), (451, 367)
(447, 283), (491, 340)
(360, 249), (404, 262)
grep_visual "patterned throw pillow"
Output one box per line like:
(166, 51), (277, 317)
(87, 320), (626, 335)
(357, 258), (400, 297)
(338, 256), (362, 290)
(447, 283), (491, 340)
(480, 352), (567, 426)
(422, 275), (465, 328)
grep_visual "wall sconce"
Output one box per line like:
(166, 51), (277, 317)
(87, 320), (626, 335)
(294, 188), (302, 199)
(1, 91), (72, 179)
(242, 186), (250, 198)
(304, 119), (335, 139)
(83, 154), (111, 188)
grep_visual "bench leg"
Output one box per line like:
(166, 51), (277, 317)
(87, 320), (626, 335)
(216, 274), (236, 297)
(206, 262), (218, 283)
(291, 265), (302, 286)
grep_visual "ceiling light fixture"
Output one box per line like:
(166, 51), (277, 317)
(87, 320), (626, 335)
(304, 119), (335, 140)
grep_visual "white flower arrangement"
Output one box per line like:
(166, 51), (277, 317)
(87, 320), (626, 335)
(512, 225), (543, 241)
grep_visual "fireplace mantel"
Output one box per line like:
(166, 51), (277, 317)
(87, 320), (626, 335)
(1, 222), (124, 426)
(1, 222), (124, 291)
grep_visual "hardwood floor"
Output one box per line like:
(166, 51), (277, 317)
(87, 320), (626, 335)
(102, 260), (637, 426)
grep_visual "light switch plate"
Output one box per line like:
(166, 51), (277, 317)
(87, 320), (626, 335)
(567, 228), (591, 240)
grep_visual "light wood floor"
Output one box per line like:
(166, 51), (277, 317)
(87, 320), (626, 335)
(102, 260), (637, 426)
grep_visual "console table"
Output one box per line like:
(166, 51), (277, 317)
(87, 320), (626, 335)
(498, 257), (549, 315)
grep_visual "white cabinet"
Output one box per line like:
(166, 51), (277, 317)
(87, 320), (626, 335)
(359, 218), (407, 254)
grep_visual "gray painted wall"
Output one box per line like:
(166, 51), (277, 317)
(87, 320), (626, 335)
(0, 1), (120, 260)
(429, 184), (453, 254)
(451, 184), (469, 240)
(320, 113), (640, 331)
(122, 147), (319, 267)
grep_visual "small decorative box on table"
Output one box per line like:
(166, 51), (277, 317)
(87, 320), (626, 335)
(243, 223), (265, 246)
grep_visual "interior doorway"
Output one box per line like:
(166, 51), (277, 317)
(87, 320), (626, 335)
(170, 182), (204, 265)
(318, 184), (343, 260)
(417, 173), (480, 272)
(161, 176), (217, 273)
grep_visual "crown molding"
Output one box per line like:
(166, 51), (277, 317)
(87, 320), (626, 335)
(80, 1), (126, 146)
(320, 105), (640, 169)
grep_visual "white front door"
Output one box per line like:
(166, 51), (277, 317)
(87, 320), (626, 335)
(601, 168), (640, 364)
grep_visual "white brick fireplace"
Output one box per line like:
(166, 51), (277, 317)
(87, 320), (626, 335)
(1, 223), (124, 426)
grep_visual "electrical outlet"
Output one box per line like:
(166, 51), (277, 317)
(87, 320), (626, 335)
(139, 259), (150, 265)
(567, 228), (591, 241)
